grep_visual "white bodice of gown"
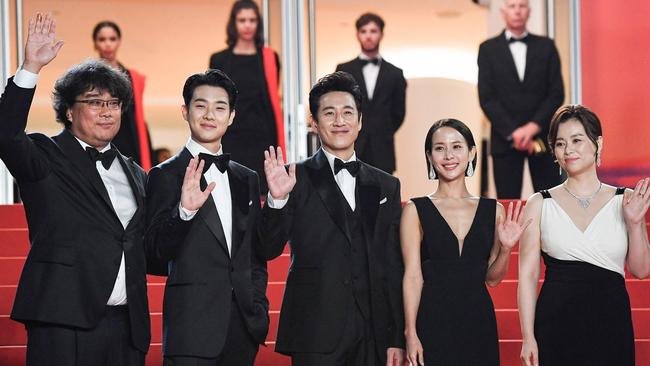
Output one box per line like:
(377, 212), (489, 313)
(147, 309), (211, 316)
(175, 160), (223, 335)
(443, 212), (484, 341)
(540, 194), (628, 277)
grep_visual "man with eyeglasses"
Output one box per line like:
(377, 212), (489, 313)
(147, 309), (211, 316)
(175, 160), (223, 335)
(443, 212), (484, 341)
(0, 13), (150, 366)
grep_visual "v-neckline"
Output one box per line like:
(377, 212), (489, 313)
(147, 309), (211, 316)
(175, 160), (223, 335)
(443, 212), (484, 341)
(547, 193), (619, 234)
(427, 197), (482, 258)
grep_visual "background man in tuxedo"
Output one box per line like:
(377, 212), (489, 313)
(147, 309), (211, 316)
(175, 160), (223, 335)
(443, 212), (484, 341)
(336, 13), (407, 175)
(145, 69), (269, 366)
(478, 0), (564, 198)
(258, 71), (405, 366)
(0, 13), (150, 366)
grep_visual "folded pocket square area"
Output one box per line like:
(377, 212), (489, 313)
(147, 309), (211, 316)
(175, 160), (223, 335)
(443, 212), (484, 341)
(379, 197), (387, 204)
(248, 200), (253, 206)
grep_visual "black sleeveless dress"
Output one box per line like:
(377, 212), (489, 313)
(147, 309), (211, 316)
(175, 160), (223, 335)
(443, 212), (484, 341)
(412, 197), (500, 365)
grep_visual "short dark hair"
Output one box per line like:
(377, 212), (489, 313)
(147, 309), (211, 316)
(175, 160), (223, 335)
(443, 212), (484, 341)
(52, 59), (132, 129)
(92, 21), (121, 41)
(548, 104), (602, 152)
(309, 71), (363, 122)
(182, 69), (238, 111)
(424, 118), (477, 179)
(355, 13), (385, 31)
(226, 0), (264, 49)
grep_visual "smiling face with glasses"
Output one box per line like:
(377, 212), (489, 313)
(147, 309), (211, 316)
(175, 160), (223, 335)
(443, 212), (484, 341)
(67, 88), (123, 149)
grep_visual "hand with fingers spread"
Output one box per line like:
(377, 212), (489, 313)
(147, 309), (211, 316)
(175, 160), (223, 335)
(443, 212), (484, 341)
(180, 157), (216, 212)
(623, 178), (650, 226)
(264, 146), (296, 200)
(497, 201), (532, 251)
(23, 12), (64, 73)
(405, 333), (425, 366)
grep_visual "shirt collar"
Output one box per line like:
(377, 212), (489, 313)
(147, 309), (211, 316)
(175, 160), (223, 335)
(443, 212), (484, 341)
(322, 148), (357, 176)
(505, 30), (529, 41)
(74, 136), (111, 153)
(185, 137), (223, 157)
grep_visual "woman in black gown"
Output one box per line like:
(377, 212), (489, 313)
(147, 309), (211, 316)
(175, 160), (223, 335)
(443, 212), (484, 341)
(401, 119), (530, 365)
(209, 0), (281, 194)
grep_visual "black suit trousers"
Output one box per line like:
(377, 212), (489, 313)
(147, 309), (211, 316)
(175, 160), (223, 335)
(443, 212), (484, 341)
(163, 299), (259, 366)
(290, 302), (379, 366)
(492, 150), (562, 198)
(25, 306), (144, 366)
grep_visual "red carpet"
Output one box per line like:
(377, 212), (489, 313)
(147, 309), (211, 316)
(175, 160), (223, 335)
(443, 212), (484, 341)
(1, 204), (649, 365)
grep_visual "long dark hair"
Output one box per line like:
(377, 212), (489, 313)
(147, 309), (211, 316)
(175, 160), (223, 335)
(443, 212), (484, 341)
(92, 21), (121, 41)
(226, 0), (264, 49)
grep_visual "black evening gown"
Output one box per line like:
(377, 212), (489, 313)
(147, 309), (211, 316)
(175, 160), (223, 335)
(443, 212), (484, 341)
(210, 52), (278, 194)
(411, 197), (500, 365)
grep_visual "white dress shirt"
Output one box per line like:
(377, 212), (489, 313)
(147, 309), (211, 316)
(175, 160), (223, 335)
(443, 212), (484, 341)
(506, 30), (529, 82)
(75, 138), (136, 306)
(267, 149), (358, 211)
(14, 67), (136, 306)
(359, 54), (382, 100)
(179, 138), (233, 256)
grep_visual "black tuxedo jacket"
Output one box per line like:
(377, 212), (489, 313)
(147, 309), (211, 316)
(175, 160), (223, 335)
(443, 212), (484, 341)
(336, 58), (407, 173)
(257, 149), (404, 361)
(0, 80), (150, 352)
(145, 148), (269, 358)
(478, 31), (564, 155)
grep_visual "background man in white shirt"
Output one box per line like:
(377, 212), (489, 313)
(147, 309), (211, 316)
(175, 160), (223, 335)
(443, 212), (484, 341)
(336, 13), (407, 175)
(478, 0), (565, 198)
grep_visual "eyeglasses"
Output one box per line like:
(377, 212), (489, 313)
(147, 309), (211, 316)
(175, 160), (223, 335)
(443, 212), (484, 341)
(75, 99), (122, 111)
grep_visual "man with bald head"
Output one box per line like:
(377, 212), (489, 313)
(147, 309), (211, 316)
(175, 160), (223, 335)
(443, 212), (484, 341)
(477, 0), (564, 198)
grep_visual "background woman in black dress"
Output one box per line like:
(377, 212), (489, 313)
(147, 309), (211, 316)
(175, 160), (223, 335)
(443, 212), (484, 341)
(209, 0), (282, 194)
(93, 21), (153, 170)
(401, 119), (530, 366)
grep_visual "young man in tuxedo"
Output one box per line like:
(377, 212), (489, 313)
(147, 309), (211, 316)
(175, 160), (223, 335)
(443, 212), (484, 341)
(478, 0), (565, 198)
(336, 13), (407, 175)
(145, 69), (269, 366)
(258, 71), (405, 366)
(1, 13), (150, 366)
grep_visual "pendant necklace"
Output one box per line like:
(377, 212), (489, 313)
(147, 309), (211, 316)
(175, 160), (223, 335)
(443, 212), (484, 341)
(562, 182), (602, 209)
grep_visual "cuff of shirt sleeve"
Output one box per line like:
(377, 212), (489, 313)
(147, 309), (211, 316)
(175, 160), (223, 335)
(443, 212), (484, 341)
(179, 203), (198, 221)
(266, 193), (288, 209)
(14, 67), (39, 89)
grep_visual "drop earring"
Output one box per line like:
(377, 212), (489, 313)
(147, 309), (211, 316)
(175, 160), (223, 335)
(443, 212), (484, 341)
(428, 163), (436, 180)
(596, 152), (601, 167)
(466, 163), (474, 177)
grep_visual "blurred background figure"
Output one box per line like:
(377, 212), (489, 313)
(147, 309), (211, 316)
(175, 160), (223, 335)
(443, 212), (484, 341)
(93, 21), (154, 170)
(336, 13), (406, 175)
(154, 147), (172, 165)
(209, 0), (283, 195)
(477, 0), (564, 198)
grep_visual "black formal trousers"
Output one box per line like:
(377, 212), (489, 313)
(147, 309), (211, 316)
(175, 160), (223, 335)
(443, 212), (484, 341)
(291, 303), (378, 366)
(26, 306), (144, 366)
(336, 59), (407, 174)
(162, 299), (258, 366)
(492, 150), (561, 199)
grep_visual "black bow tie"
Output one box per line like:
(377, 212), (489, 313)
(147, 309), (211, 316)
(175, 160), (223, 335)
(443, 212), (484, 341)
(508, 35), (529, 44)
(359, 58), (379, 66)
(334, 158), (360, 177)
(199, 153), (230, 174)
(86, 147), (117, 170)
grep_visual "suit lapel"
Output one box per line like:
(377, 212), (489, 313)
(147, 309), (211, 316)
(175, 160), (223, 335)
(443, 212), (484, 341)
(115, 152), (144, 251)
(198, 175), (230, 257)
(371, 61), (388, 101)
(522, 35), (536, 84)
(227, 162), (249, 258)
(307, 150), (352, 244)
(497, 31), (523, 83)
(357, 163), (380, 242)
(54, 130), (122, 229)
(351, 59), (369, 102)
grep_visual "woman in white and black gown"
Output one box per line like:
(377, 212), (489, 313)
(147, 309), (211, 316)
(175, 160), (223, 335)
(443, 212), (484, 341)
(518, 105), (650, 366)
